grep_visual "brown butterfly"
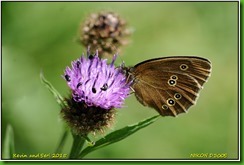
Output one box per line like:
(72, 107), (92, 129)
(123, 56), (212, 117)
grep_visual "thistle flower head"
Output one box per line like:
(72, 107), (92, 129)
(64, 51), (130, 109)
(80, 11), (132, 57)
(61, 50), (131, 135)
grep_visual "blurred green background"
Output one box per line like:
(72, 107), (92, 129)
(2, 2), (238, 159)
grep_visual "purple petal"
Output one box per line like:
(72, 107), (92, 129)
(63, 52), (131, 110)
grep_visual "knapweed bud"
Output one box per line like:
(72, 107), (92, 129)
(61, 50), (131, 135)
(80, 11), (131, 58)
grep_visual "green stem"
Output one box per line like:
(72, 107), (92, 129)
(55, 129), (68, 153)
(69, 134), (86, 159)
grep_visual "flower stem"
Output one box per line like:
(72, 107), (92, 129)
(69, 133), (86, 159)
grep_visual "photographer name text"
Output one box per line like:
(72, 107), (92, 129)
(12, 153), (68, 159)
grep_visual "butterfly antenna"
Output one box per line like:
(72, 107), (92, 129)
(114, 51), (125, 69)
(117, 53), (124, 65)
(107, 43), (123, 62)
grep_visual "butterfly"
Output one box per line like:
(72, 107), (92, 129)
(123, 56), (212, 117)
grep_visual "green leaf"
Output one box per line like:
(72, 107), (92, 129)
(79, 115), (160, 158)
(3, 124), (15, 159)
(40, 71), (67, 108)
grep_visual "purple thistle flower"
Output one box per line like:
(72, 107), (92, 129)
(63, 51), (131, 110)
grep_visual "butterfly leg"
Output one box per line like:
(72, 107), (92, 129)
(129, 86), (135, 94)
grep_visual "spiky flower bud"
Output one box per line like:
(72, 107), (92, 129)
(80, 11), (131, 58)
(61, 50), (131, 135)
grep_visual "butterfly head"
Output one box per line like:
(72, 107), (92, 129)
(120, 63), (136, 83)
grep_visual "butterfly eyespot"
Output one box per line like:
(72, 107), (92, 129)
(171, 75), (178, 80)
(174, 93), (182, 100)
(168, 79), (176, 86)
(180, 64), (188, 70)
(162, 104), (168, 110)
(167, 98), (175, 106)
(65, 75), (71, 82)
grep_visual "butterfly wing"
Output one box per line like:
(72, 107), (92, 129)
(130, 56), (212, 117)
